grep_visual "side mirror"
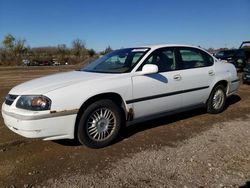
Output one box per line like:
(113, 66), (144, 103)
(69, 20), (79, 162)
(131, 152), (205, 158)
(141, 64), (158, 75)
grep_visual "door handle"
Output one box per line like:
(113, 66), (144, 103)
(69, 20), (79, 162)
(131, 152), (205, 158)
(208, 70), (215, 76)
(173, 74), (181, 81)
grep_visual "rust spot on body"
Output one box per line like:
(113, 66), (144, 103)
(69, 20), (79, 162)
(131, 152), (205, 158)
(50, 109), (79, 114)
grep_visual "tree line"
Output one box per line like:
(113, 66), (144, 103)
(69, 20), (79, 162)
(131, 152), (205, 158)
(0, 34), (112, 66)
(1, 34), (235, 66)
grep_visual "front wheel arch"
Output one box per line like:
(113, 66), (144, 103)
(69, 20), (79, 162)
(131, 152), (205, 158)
(77, 99), (123, 148)
(74, 93), (127, 140)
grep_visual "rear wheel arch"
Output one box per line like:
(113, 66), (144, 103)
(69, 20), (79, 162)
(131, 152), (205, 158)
(74, 93), (127, 139)
(207, 84), (226, 114)
(206, 80), (228, 105)
(211, 80), (228, 93)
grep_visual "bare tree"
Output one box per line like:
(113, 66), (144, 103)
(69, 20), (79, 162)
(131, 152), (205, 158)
(100, 46), (112, 55)
(14, 39), (28, 58)
(2, 34), (15, 50)
(71, 39), (88, 64)
(72, 39), (85, 56)
(57, 44), (69, 63)
(87, 49), (96, 57)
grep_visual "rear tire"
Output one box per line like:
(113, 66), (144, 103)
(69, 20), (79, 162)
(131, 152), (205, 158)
(207, 85), (226, 114)
(77, 99), (122, 148)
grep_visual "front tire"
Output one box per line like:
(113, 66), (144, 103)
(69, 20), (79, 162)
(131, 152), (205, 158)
(77, 99), (123, 148)
(207, 85), (226, 114)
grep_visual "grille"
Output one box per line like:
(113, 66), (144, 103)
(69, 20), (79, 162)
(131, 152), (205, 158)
(5, 94), (18, 106)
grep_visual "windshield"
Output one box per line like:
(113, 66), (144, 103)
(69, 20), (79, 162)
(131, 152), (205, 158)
(82, 48), (149, 73)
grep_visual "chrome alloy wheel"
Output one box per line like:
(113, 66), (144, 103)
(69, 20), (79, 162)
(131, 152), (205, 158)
(87, 108), (116, 141)
(212, 89), (225, 110)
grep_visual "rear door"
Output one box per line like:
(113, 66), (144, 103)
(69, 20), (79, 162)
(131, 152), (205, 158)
(176, 47), (215, 107)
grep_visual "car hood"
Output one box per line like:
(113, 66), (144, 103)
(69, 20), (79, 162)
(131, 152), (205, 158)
(9, 71), (114, 95)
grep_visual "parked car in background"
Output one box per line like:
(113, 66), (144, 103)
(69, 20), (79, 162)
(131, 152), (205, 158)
(27, 60), (53, 66)
(215, 49), (246, 70)
(214, 41), (250, 71)
(242, 62), (250, 84)
(52, 59), (60, 66)
(53, 62), (60, 66)
(1, 44), (240, 148)
(239, 41), (250, 62)
(22, 59), (30, 66)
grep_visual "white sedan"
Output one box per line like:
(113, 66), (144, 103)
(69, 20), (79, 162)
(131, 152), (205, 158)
(1, 44), (240, 148)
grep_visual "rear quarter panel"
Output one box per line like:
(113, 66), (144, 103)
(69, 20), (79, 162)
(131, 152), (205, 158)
(211, 60), (239, 95)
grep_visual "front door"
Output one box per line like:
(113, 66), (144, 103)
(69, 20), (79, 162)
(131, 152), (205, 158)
(130, 48), (182, 119)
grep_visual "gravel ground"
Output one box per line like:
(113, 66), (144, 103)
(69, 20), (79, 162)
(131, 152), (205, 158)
(47, 117), (250, 188)
(1, 67), (250, 187)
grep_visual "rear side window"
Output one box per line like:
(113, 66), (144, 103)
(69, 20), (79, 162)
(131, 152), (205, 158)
(178, 48), (213, 69)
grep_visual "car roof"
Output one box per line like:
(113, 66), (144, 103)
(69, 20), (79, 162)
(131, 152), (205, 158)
(133, 44), (202, 50)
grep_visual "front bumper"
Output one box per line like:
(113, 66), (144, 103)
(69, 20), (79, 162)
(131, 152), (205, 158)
(1, 102), (77, 140)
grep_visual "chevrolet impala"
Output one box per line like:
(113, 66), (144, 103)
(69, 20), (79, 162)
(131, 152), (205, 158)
(1, 44), (240, 148)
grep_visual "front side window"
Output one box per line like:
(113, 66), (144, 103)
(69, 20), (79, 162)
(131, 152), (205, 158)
(138, 48), (176, 72)
(178, 48), (213, 69)
(82, 48), (149, 73)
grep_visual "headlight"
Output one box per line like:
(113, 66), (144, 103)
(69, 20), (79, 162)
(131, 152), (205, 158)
(16, 95), (51, 111)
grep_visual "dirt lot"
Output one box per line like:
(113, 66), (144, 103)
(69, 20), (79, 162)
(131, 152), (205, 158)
(0, 66), (250, 187)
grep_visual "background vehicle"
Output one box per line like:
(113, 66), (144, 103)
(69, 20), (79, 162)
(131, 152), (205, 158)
(215, 49), (246, 70)
(214, 41), (250, 71)
(239, 41), (250, 63)
(240, 41), (250, 84)
(242, 61), (250, 84)
(27, 60), (53, 66)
